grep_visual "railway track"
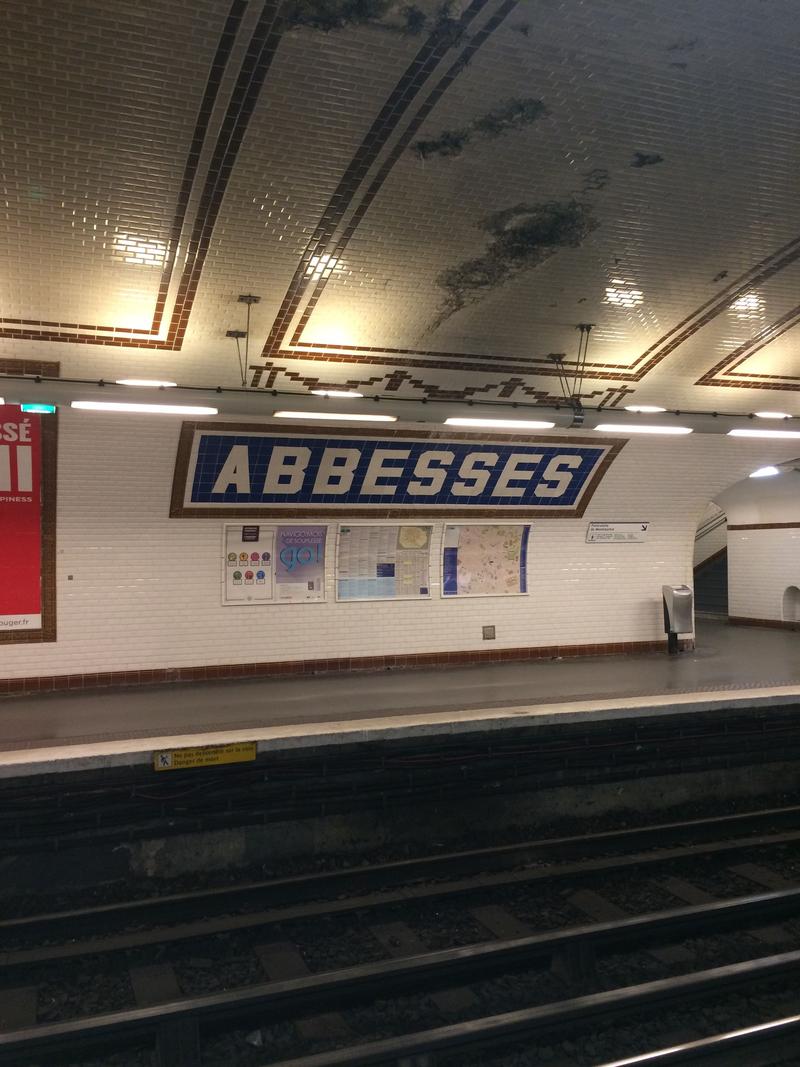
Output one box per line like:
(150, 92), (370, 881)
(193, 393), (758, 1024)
(4, 802), (800, 1065)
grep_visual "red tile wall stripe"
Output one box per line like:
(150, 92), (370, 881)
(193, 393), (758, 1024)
(0, 638), (693, 697)
(728, 616), (799, 631)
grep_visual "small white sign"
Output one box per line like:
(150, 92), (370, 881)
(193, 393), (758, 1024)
(586, 521), (650, 543)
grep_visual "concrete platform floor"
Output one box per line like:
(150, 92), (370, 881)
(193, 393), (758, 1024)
(0, 620), (797, 758)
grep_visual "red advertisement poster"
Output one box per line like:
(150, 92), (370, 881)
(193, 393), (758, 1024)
(0, 405), (44, 634)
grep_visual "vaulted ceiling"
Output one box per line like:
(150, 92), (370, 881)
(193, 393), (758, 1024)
(2, 0), (799, 413)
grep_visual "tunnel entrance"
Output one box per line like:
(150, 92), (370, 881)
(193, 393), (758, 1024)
(694, 503), (728, 618)
(694, 549), (728, 617)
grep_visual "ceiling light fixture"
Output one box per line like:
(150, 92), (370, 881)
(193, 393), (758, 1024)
(605, 279), (644, 307)
(728, 428), (800, 440)
(444, 417), (556, 430)
(749, 466), (781, 478)
(310, 390), (364, 398)
(594, 423), (693, 435)
(273, 410), (396, 423)
(111, 233), (168, 267)
(305, 253), (338, 278)
(624, 405), (667, 414)
(72, 401), (218, 415)
(115, 379), (178, 388)
(754, 411), (792, 420)
(730, 292), (764, 318)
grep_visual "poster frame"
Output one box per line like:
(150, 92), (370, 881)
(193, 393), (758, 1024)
(335, 521), (434, 604)
(0, 410), (57, 644)
(440, 520), (531, 600)
(220, 522), (328, 606)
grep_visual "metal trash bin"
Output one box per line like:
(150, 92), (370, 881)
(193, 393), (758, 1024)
(662, 584), (693, 655)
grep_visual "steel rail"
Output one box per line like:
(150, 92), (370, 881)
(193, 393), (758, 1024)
(3, 889), (800, 1064)
(3, 800), (800, 946)
(264, 953), (800, 1067)
(3, 824), (800, 971)
(601, 1013), (800, 1065)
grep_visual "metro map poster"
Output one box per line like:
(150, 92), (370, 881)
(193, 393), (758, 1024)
(442, 524), (530, 597)
(0, 404), (57, 642)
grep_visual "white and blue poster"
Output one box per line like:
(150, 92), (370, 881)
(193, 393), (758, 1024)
(275, 525), (327, 602)
(337, 525), (432, 601)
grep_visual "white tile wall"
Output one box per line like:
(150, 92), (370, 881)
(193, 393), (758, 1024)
(1, 412), (797, 679)
(728, 530), (800, 622)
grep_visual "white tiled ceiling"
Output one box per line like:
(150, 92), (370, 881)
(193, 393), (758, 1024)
(1, 0), (798, 411)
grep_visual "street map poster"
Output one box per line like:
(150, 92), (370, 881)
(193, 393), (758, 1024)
(275, 525), (326, 602)
(442, 524), (530, 597)
(336, 525), (432, 601)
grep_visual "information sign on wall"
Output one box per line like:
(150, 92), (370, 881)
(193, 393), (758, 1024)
(223, 524), (327, 604)
(223, 524), (274, 604)
(0, 404), (56, 642)
(337, 525), (432, 601)
(586, 521), (650, 543)
(171, 424), (624, 518)
(153, 741), (257, 771)
(442, 524), (530, 597)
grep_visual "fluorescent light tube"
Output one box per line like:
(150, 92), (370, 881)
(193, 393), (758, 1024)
(754, 411), (792, 419)
(750, 466), (780, 478)
(273, 410), (396, 422)
(624, 405), (667, 413)
(444, 417), (555, 429)
(72, 401), (217, 415)
(595, 423), (692, 435)
(115, 378), (178, 388)
(728, 428), (800, 439)
(310, 389), (364, 398)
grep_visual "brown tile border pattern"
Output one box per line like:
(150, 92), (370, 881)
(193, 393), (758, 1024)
(728, 523), (800, 531)
(0, 637), (694, 697)
(0, 0), (284, 350)
(249, 32), (800, 396)
(729, 617), (799, 632)
(259, 0), (507, 362)
(0, 358), (60, 378)
(251, 361), (634, 408)
(696, 303), (800, 393)
(168, 422), (626, 519)
(2, 2), (797, 394)
(0, 359), (59, 644)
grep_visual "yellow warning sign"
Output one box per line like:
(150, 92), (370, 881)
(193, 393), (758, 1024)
(153, 741), (257, 772)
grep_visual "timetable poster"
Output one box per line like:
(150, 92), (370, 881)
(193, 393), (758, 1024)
(442, 524), (530, 597)
(223, 524), (274, 604)
(275, 525), (326, 602)
(337, 525), (432, 601)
